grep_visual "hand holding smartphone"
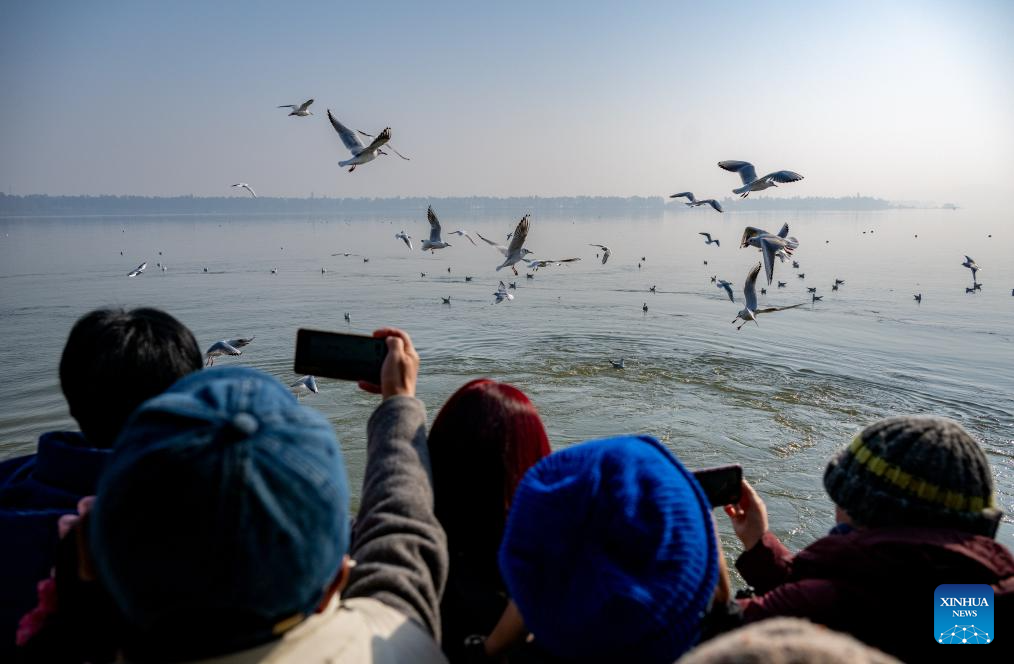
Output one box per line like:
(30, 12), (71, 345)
(692, 464), (743, 507)
(295, 329), (389, 385)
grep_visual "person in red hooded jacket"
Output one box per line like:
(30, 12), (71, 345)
(723, 416), (1012, 662)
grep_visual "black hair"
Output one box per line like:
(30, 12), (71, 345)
(59, 308), (202, 447)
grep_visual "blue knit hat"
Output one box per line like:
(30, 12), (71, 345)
(499, 435), (719, 663)
(90, 367), (349, 657)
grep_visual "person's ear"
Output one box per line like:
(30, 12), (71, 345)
(315, 555), (354, 614)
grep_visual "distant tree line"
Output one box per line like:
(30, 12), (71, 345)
(0, 193), (902, 217)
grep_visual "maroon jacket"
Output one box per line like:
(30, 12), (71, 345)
(736, 527), (1014, 661)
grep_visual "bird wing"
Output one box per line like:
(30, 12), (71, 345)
(777, 223), (790, 238)
(243, 184), (257, 197)
(670, 192), (697, 203)
(327, 110), (365, 154)
(361, 130), (391, 154)
(744, 263), (761, 310)
(401, 235), (413, 250)
(228, 336), (254, 348)
(427, 206), (443, 243)
(718, 160), (757, 185)
(506, 215), (530, 255)
(476, 232), (507, 254)
(721, 283), (735, 302)
(297, 99), (314, 113)
(385, 143), (410, 160)
(765, 170), (804, 184)
(964, 255), (975, 265)
(757, 303), (806, 314)
(699, 232), (712, 242)
(278, 105), (296, 109)
(759, 238), (777, 285)
(740, 227), (762, 248)
(463, 231), (476, 245)
(208, 341), (241, 356)
(705, 199), (723, 213)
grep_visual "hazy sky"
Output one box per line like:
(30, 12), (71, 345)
(2, 1), (1012, 207)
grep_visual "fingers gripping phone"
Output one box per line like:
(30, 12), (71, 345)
(692, 464), (743, 507)
(294, 329), (388, 385)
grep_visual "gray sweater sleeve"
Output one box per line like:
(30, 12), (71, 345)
(344, 396), (448, 639)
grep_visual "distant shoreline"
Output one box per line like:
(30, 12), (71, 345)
(0, 193), (943, 218)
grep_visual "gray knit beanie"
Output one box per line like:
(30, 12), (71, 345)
(823, 416), (1000, 535)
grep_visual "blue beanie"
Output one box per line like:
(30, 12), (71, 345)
(499, 435), (718, 663)
(90, 367), (349, 656)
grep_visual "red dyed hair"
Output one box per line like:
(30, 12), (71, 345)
(428, 379), (550, 564)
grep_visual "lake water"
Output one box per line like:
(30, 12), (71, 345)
(1, 208), (1012, 548)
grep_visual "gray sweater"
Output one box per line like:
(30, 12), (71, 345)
(344, 396), (449, 640)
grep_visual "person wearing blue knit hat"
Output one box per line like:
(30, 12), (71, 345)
(498, 435), (724, 663)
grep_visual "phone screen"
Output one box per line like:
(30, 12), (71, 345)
(294, 329), (388, 385)
(692, 464), (743, 507)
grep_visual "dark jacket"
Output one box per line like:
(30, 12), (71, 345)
(737, 527), (1014, 662)
(0, 432), (111, 659)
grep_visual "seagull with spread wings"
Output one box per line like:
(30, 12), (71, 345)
(395, 231), (413, 251)
(717, 279), (735, 303)
(732, 263), (806, 330)
(231, 183), (257, 198)
(493, 280), (514, 304)
(477, 215), (533, 275)
(740, 223), (800, 285)
(327, 110), (409, 172)
(421, 206), (452, 252)
(447, 229), (477, 245)
(126, 262), (147, 278)
(699, 232), (720, 247)
(278, 99), (314, 117)
(589, 244), (611, 264)
(671, 192), (724, 213)
(718, 161), (804, 198)
(204, 336), (254, 367)
(525, 257), (581, 271)
(290, 375), (319, 397)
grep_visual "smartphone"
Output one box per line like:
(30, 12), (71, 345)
(692, 464), (743, 507)
(294, 328), (388, 385)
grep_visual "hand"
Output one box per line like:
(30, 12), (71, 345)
(723, 480), (769, 551)
(358, 328), (419, 400)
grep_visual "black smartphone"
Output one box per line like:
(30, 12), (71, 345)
(692, 464), (743, 507)
(294, 328), (388, 385)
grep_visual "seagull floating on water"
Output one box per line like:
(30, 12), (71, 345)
(421, 206), (453, 253)
(395, 231), (413, 251)
(777, 281), (786, 288)
(589, 244), (611, 264)
(642, 302), (648, 312)
(699, 232), (720, 247)
(442, 296), (451, 304)
(812, 294), (823, 302)
(447, 229), (478, 245)
(327, 110), (408, 172)
(807, 287), (817, 293)
(290, 375), (319, 396)
(732, 263), (806, 330)
(231, 183), (257, 198)
(609, 358), (625, 369)
(718, 160), (804, 198)
(278, 99), (314, 117)
(493, 281), (514, 304)
(478, 215), (533, 275)
(127, 262), (147, 278)
(914, 293), (922, 303)
(740, 223), (799, 285)
(204, 337), (254, 367)
(670, 192), (723, 213)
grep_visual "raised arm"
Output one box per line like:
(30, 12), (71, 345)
(344, 329), (449, 639)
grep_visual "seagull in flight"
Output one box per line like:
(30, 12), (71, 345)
(699, 232), (720, 247)
(717, 279), (735, 302)
(740, 223), (800, 285)
(231, 183), (257, 198)
(493, 280), (514, 304)
(447, 229), (478, 245)
(526, 257), (580, 271)
(589, 244), (611, 264)
(670, 192), (723, 213)
(126, 262), (147, 278)
(204, 336), (254, 367)
(718, 161), (804, 198)
(478, 215), (533, 275)
(395, 231), (413, 251)
(327, 110), (409, 172)
(961, 255), (980, 280)
(732, 263), (806, 330)
(278, 99), (314, 117)
(421, 206), (452, 252)
(290, 375), (319, 397)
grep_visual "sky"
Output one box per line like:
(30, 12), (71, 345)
(1, 0), (1013, 207)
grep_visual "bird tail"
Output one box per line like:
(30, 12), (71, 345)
(783, 237), (799, 253)
(733, 184), (751, 195)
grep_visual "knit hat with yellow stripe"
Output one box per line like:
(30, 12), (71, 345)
(823, 416), (1001, 536)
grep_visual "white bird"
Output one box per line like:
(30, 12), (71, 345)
(290, 375), (319, 396)
(278, 99), (314, 116)
(699, 232), (720, 247)
(961, 255), (980, 280)
(718, 161), (804, 198)
(327, 110), (409, 172)
(609, 358), (625, 369)
(126, 262), (147, 278)
(395, 231), (413, 251)
(204, 336), (254, 367)
(732, 263), (806, 330)
(717, 280), (735, 302)
(670, 192), (723, 213)
(231, 183), (257, 198)
(478, 215), (533, 275)
(589, 244), (611, 264)
(525, 257), (581, 271)
(447, 229), (478, 245)
(493, 280), (514, 304)
(420, 206), (453, 252)
(740, 223), (800, 285)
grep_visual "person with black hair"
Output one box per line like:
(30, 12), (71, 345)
(0, 307), (202, 658)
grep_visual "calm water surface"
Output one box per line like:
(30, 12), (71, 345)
(1, 208), (1011, 548)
